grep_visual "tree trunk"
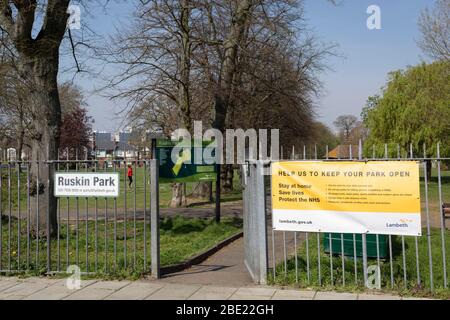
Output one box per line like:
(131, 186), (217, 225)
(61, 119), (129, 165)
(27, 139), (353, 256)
(190, 182), (212, 201)
(24, 57), (62, 238)
(226, 164), (234, 192)
(169, 183), (186, 208)
(211, 1), (252, 196)
(168, 0), (192, 209)
(221, 164), (234, 192)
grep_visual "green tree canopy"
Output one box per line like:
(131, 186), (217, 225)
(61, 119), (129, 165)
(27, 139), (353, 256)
(363, 61), (450, 157)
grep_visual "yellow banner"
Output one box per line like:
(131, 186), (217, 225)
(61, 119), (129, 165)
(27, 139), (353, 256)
(272, 161), (421, 214)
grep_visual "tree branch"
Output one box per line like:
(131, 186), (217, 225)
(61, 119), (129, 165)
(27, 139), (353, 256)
(35, 0), (70, 49)
(0, 1), (14, 35)
(12, 0), (37, 49)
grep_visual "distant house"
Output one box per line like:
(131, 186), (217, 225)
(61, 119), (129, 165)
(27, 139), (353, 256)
(327, 145), (362, 159)
(0, 135), (25, 161)
(92, 129), (163, 160)
(91, 131), (111, 157)
(0, 138), (28, 161)
(0, 148), (19, 161)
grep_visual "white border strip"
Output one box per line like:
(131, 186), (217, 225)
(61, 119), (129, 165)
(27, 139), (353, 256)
(272, 209), (422, 236)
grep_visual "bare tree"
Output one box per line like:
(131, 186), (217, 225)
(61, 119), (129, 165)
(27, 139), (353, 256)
(199, 0), (335, 189)
(102, 0), (202, 207)
(103, 1), (257, 195)
(0, 64), (30, 161)
(231, 30), (335, 148)
(418, 0), (450, 62)
(195, 0), (253, 192)
(333, 115), (359, 144)
(346, 121), (368, 145)
(0, 64), (89, 161)
(104, 0), (336, 204)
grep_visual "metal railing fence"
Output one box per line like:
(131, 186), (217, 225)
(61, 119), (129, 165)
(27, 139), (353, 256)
(268, 142), (449, 294)
(0, 159), (153, 276)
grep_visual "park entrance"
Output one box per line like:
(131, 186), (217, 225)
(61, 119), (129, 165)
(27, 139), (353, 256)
(0, 154), (239, 281)
(1, 142), (449, 296)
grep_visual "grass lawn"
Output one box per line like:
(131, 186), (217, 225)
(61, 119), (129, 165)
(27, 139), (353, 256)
(420, 169), (450, 217)
(269, 228), (450, 299)
(0, 215), (243, 279)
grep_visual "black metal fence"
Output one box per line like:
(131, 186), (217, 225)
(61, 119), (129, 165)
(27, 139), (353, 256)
(266, 142), (449, 294)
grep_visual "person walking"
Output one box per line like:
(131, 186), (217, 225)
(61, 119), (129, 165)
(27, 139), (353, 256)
(127, 164), (133, 189)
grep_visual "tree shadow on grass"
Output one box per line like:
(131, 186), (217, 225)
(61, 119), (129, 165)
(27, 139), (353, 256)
(221, 217), (243, 229)
(160, 216), (243, 235)
(423, 175), (450, 185)
(0, 214), (18, 223)
(160, 216), (207, 234)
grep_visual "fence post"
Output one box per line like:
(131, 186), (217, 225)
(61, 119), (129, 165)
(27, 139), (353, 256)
(359, 139), (369, 288)
(150, 159), (160, 278)
(46, 159), (52, 273)
(215, 163), (221, 223)
(256, 161), (268, 284)
(436, 143), (448, 288)
(244, 161), (268, 284)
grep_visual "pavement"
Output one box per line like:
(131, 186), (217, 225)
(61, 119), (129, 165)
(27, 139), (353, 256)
(161, 237), (253, 286)
(159, 226), (297, 287)
(0, 276), (431, 300)
(0, 235), (432, 300)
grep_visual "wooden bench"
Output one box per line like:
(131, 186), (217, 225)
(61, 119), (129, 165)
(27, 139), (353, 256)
(443, 203), (450, 230)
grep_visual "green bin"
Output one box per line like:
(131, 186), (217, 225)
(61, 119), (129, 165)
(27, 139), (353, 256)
(323, 233), (388, 259)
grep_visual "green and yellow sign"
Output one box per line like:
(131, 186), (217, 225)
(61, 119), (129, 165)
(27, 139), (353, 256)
(271, 161), (421, 236)
(156, 139), (217, 183)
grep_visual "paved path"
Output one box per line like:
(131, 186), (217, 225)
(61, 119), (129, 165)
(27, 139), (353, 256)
(158, 221), (297, 287)
(161, 237), (253, 286)
(8, 202), (243, 222)
(0, 276), (428, 300)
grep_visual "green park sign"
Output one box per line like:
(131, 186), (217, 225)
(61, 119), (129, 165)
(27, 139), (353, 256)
(156, 139), (217, 183)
